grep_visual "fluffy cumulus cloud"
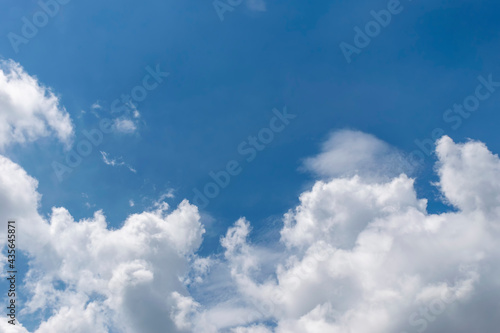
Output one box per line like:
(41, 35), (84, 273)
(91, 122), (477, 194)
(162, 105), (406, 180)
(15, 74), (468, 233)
(2, 130), (500, 332)
(303, 130), (413, 180)
(191, 135), (500, 332)
(0, 60), (73, 150)
(0, 154), (204, 332)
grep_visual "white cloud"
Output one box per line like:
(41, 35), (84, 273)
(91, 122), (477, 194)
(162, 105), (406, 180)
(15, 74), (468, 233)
(100, 151), (137, 173)
(91, 101), (102, 110)
(89, 101), (102, 118)
(113, 118), (137, 134)
(232, 325), (273, 333)
(158, 189), (176, 201)
(0, 155), (49, 258)
(0, 320), (29, 333)
(435, 136), (500, 214)
(303, 130), (413, 180)
(85, 202), (95, 209)
(0, 60), (74, 149)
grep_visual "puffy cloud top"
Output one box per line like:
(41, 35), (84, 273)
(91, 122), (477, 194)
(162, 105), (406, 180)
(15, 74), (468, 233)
(303, 130), (412, 180)
(0, 60), (73, 150)
(0, 155), (204, 332)
(195, 135), (500, 333)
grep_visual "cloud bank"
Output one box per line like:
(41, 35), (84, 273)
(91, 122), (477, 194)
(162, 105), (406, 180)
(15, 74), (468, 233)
(2, 122), (500, 332)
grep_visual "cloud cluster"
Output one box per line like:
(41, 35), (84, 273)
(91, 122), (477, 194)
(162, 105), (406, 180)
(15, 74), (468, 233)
(0, 60), (73, 150)
(200, 135), (500, 333)
(0, 154), (204, 332)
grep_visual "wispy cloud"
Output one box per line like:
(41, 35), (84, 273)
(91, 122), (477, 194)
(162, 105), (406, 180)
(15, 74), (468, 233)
(100, 151), (137, 173)
(160, 188), (175, 200)
(91, 101), (102, 110)
(90, 101), (102, 118)
(113, 118), (137, 134)
(84, 202), (95, 209)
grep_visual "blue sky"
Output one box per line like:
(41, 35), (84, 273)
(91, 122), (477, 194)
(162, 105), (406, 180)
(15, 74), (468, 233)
(2, 0), (499, 233)
(2, 0), (500, 332)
